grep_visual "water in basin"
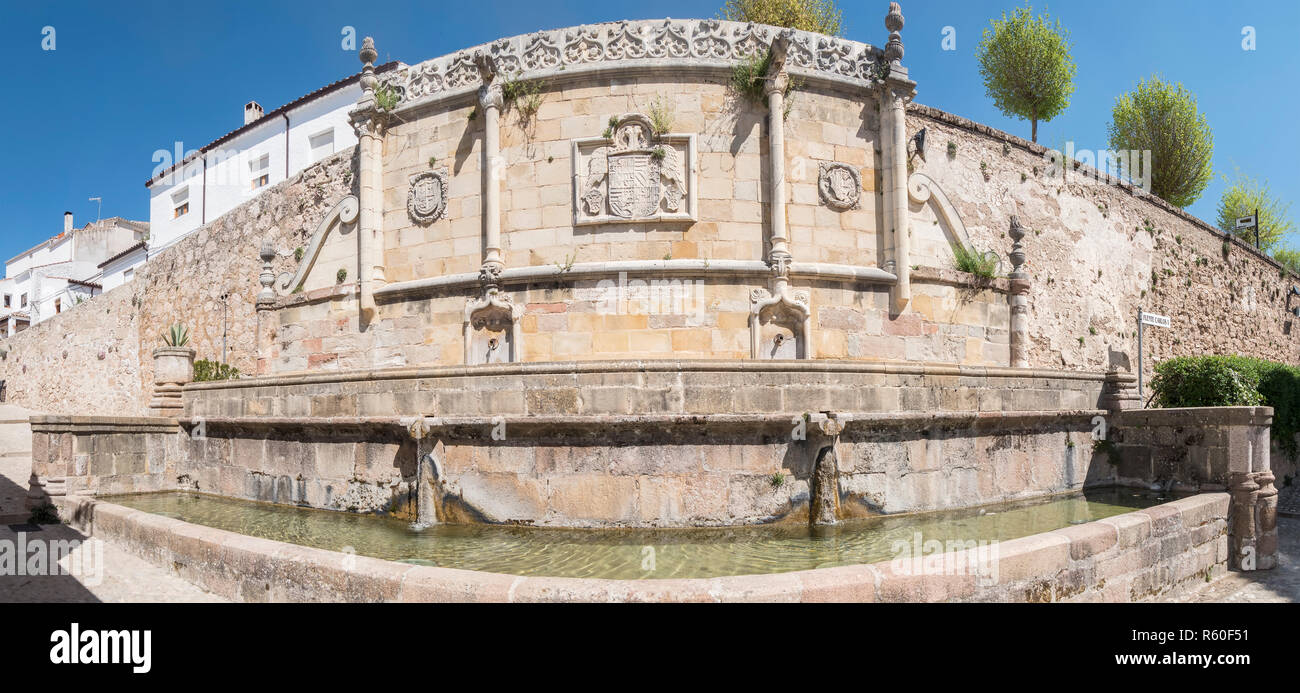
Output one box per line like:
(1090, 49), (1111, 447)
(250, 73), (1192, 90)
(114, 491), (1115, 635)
(104, 488), (1172, 579)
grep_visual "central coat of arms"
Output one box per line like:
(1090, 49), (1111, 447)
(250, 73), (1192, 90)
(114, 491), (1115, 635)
(574, 113), (694, 225)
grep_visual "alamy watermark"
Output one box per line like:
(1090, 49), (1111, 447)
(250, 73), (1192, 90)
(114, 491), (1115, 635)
(1, 533), (104, 587)
(1043, 143), (1152, 193)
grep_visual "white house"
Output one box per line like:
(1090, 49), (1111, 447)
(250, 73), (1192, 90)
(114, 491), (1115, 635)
(145, 62), (401, 253)
(1, 213), (148, 337)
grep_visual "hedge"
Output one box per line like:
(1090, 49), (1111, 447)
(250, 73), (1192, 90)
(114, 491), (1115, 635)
(1150, 355), (1300, 458)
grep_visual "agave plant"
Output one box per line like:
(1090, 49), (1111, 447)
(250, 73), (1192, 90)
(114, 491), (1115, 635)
(162, 323), (190, 348)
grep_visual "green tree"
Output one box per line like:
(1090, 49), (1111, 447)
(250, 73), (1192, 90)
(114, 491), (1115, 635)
(975, 6), (1076, 143)
(1108, 76), (1214, 208)
(1273, 248), (1300, 275)
(720, 0), (843, 36)
(1215, 171), (1294, 251)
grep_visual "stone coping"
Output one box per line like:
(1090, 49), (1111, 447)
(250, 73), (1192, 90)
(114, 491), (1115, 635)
(910, 265), (1011, 293)
(185, 358), (1113, 393)
(1118, 406), (1274, 428)
(176, 409), (1107, 434)
(30, 415), (180, 434)
(55, 491), (1229, 602)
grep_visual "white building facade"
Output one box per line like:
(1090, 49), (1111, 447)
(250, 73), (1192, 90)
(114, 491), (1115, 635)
(146, 63), (400, 253)
(1, 214), (147, 337)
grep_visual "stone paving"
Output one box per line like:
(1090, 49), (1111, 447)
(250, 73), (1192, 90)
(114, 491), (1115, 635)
(1160, 516), (1300, 603)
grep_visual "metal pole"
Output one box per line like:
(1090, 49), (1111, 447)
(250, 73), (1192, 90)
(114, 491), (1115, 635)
(1137, 306), (1144, 406)
(221, 292), (228, 364)
(1254, 208), (1260, 248)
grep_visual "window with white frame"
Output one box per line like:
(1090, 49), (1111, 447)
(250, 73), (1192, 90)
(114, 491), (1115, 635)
(3, 295), (9, 308)
(172, 187), (190, 218)
(309, 129), (335, 162)
(249, 154), (270, 190)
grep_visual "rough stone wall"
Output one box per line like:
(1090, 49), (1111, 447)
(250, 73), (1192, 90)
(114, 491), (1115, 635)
(0, 148), (357, 414)
(908, 104), (1300, 377)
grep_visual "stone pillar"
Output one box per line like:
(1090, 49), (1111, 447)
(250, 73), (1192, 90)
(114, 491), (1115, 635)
(1100, 369), (1141, 413)
(1007, 216), (1031, 368)
(476, 54), (505, 275)
(1226, 407), (1278, 571)
(764, 32), (792, 266)
(351, 37), (386, 324)
(881, 3), (915, 313)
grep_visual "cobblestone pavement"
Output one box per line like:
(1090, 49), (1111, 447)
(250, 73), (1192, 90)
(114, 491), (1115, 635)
(1161, 516), (1300, 603)
(1278, 485), (1300, 518)
(0, 523), (226, 603)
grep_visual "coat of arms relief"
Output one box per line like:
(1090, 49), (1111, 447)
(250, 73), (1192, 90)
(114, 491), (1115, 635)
(572, 113), (696, 225)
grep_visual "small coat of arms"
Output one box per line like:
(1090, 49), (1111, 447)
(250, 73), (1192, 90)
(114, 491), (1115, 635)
(407, 169), (448, 224)
(818, 162), (862, 210)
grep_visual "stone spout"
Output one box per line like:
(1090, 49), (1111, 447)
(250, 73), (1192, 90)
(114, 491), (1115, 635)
(810, 444), (840, 526)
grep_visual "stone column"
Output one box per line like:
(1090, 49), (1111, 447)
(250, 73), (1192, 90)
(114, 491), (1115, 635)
(1007, 216), (1030, 368)
(476, 54), (505, 275)
(1226, 407), (1278, 571)
(351, 37), (386, 324)
(881, 3), (915, 313)
(764, 32), (792, 266)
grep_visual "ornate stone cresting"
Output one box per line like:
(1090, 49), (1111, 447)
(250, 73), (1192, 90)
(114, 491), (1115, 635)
(572, 113), (695, 225)
(377, 20), (886, 111)
(1007, 216), (1031, 368)
(818, 161), (862, 210)
(350, 36), (387, 325)
(407, 169), (448, 224)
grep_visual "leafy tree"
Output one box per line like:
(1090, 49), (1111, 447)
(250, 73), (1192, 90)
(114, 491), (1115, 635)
(1108, 76), (1214, 208)
(720, 0), (843, 36)
(976, 6), (1076, 143)
(1274, 248), (1300, 275)
(1215, 171), (1294, 251)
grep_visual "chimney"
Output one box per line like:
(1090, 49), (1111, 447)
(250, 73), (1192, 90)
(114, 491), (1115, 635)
(244, 101), (263, 125)
(63, 211), (73, 234)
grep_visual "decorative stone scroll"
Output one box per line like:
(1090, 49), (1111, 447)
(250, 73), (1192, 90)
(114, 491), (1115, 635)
(407, 169), (448, 224)
(572, 113), (696, 226)
(818, 161), (861, 210)
(378, 20), (886, 111)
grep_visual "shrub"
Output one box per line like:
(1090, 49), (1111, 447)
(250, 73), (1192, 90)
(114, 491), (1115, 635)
(720, 0), (843, 36)
(193, 359), (241, 382)
(1151, 355), (1300, 458)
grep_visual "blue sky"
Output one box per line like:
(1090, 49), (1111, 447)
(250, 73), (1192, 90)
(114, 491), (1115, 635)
(2, 0), (1296, 263)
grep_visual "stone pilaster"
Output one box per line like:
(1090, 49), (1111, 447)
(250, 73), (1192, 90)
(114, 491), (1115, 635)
(880, 3), (915, 312)
(476, 54), (505, 275)
(350, 37), (387, 324)
(1007, 216), (1030, 368)
(1225, 408), (1278, 571)
(764, 31), (792, 267)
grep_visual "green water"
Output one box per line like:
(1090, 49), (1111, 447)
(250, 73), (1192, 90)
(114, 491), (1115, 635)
(104, 489), (1171, 579)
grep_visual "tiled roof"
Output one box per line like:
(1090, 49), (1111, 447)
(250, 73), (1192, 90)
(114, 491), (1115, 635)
(145, 61), (402, 188)
(97, 241), (147, 269)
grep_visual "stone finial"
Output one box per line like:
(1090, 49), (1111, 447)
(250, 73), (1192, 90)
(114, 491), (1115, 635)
(763, 30), (792, 97)
(359, 37), (378, 95)
(257, 243), (276, 305)
(1008, 216), (1028, 279)
(884, 2), (905, 65)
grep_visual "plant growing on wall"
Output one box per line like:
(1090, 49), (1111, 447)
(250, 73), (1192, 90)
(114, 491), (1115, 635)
(336, 268), (348, 284)
(1108, 75), (1213, 208)
(720, 0), (843, 36)
(729, 49), (798, 110)
(193, 359), (241, 382)
(502, 74), (545, 122)
(952, 243), (999, 279)
(975, 6), (1076, 143)
(374, 83), (401, 112)
(1215, 170), (1294, 252)
(161, 323), (189, 348)
(647, 95), (675, 135)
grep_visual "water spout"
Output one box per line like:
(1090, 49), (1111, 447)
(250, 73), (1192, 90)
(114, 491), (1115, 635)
(810, 445), (840, 526)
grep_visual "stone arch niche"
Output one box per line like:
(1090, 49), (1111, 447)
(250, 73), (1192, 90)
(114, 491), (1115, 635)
(464, 288), (522, 364)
